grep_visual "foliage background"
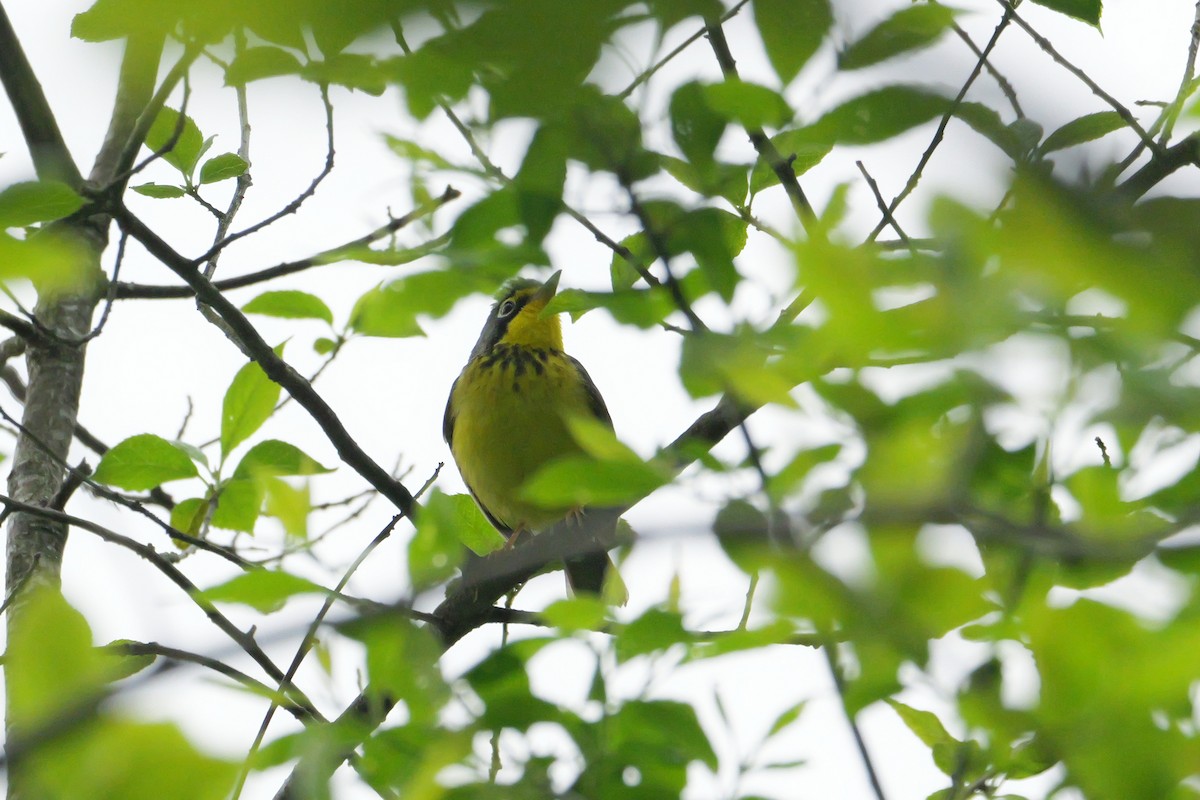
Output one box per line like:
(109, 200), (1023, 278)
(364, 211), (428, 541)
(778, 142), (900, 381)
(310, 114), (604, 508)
(2, 0), (1200, 799)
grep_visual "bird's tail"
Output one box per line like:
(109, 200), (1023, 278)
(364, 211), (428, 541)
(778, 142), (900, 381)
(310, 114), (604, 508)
(565, 553), (627, 605)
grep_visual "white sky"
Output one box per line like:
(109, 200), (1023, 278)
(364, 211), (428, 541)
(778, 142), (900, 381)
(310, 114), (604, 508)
(1, 1), (1198, 798)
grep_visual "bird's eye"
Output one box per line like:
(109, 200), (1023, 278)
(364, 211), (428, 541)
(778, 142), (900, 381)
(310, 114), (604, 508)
(497, 299), (517, 318)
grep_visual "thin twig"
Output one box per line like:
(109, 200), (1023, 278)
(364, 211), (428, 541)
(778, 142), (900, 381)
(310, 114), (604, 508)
(195, 83), (336, 263)
(112, 186), (461, 299)
(869, 5), (1016, 241)
(617, 0), (752, 100)
(112, 641), (315, 721)
(705, 19), (819, 234)
(996, 0), (1160, 154)
(232, 512), (407, 800)
(0, 493), (322, 716)
(822, 644), (888, 800)
(111, 205), (418, 516)
(856, 161), (910, 248)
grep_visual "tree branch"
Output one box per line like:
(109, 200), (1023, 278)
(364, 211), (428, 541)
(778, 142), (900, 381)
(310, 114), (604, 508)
(112, 186), (460, 299)
(110, 204), (418, 517)
(0, 1), (82, 186)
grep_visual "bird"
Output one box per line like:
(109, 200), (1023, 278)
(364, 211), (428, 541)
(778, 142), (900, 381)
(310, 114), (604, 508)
(443, 270), (621, 599)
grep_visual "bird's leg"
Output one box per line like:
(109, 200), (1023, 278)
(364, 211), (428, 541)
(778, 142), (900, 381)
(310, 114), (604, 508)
(503, 526), (529, 550)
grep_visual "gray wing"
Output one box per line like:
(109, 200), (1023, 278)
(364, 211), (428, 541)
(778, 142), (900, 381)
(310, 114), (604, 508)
(568, 355), (612, 427)
(443, 376), (459, 446)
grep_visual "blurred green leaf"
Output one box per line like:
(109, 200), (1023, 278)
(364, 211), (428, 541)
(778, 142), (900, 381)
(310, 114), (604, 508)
(753, 0), (832, 84)
(886, 699), (956, 749)
(7, 586), (112, 727)
(540, 596), (609, 631)
(265, 477), (311, 538)
(28, 718), (237, 800)
(0, 181), (85, 227)
(464, 642), (559, 730)
(1027, 598), (1199, 797)
(411, 490), (496, 589)
(670, 82), (726, 167)
(243, 290), (334, 324)
(839, 5), (959, 70)
(550, 287), (676, 328)
(513, 124), (568, 244)
(93, 433), (200, 490)
(1040, 111), (1124, 153)
(701, 80), (792, 129)
(521, 454), (669, 508)
(339, 615), (447, 725)
(225, 45), (304, 85)
(200, 569), (325, 613)
(615, 608), (691, 662)
(170, 497), (208, 538)
(350, 269), (497, 338)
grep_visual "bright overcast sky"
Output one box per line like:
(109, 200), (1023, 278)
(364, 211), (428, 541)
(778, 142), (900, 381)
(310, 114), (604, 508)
(2, 1), (1198, 798)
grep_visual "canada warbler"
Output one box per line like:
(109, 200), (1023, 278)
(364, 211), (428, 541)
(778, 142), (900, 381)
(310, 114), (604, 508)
(443, 270), (619, 597)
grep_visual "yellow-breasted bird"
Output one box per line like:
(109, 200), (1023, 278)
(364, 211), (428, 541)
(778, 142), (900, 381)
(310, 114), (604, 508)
(443, 270), (618, 597)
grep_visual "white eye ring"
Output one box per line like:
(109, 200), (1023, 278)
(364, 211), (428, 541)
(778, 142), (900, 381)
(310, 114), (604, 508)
(497, 299), (517, 318)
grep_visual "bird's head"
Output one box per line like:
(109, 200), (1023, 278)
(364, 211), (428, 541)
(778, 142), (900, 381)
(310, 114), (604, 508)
(470, 270), (563, 358)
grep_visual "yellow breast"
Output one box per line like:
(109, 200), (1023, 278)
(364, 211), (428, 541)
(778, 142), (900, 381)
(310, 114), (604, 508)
(448, 345), (597, 532)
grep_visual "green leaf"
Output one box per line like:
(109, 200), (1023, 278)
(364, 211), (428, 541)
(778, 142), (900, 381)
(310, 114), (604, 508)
(701, 80), (792, 129)
(264, 478), (310, 538)
(463, 642), (560, 730)
(839, 5), (959, 70)
(7, 585), (113, 727)
(1040, 111), (1125, 153)
(220, 346), (283, 459)
(753, 0), (832, 84)
(198, 152), (249, 184)
(513, 123), (568, 244)
(550, 286), (676, 328)
(199, 569), (324, 613)
(411, 490), (500, 590)
(886, 699), (956, 749)
(26, 718), (237, 800)
(93, 433), (200, 491)
(750, 135), (831, 194)
(170, 497), (209, 537)
(131, 182), (186, 199)
(233, 439), (332, 478)
(210, 476), (262, 533)
(643, 0), (722, 30)
(610, 699), (718, 774)
(615, 608), (691, 662)
(659, 153), (748, 206)
(0, 181), (85, 227)
(521, 455), (669, 508)
(242, 290), (333, 324)
(145, 107), (206, 177)
(680, 328), (810, 405)
(350, 269), (495, 338)
(805, 85), (952, 145)
(225, 46), (304, 85)
(670, 82), (726, 167)
(1030, 0), (1102, 26)
(211, 440), (330, 534)
(540, 597), (608, 632)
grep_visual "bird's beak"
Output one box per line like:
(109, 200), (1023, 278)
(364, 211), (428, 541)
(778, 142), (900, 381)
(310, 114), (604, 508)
(532, 270), (562, 309)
